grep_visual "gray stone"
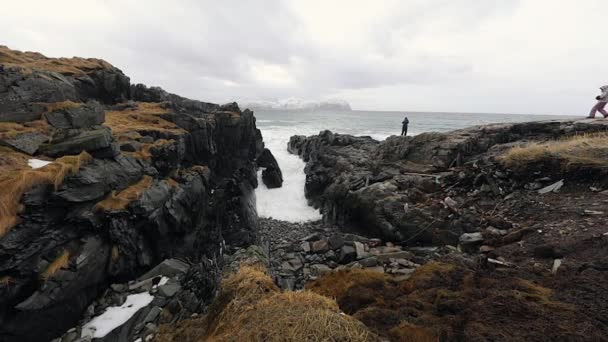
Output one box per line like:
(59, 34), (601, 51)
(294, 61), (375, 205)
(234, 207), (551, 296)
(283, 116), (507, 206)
(278, 277), (296, 290)
(45, 101), (104, 129)
(40, 127), (113, 157)
(485, 226), (508, 236)
(110, 283), (128, 292)
(325, 250), (337, 261)
(358, 256), (378, 267)
(395, 258), (418, 268)
(120, 140), (141, 152)
(0, 131), (48, 155)
(158, 283), (181, 297)
(339, 245), (357, 264)
(374, 251), (415, 263)
(459, 232), (484, 245)
(311, 239), (330, 253)
(310, 264), (332, 275)
(144, 306), (162, 323)
(300, 241), (311, 253)
(354, 241), (369, 259)
(281, 257), (303, 273)
(138, 259), (190, 280)
(328, 235), (345, 249)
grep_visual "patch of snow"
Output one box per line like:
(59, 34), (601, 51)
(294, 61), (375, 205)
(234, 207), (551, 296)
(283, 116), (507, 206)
(81, 292), (154, 339)
(28, 159), (52, 169)
(155, 276), (169, 288)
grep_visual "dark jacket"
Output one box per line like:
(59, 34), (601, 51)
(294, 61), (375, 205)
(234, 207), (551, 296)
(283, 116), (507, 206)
(402, 117), (409, 125)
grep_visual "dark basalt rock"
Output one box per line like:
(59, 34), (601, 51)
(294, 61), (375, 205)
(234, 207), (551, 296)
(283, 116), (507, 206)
(288, 121), (608, 244)
(45, 100), (105, 129)
(0, 47), (277, 342)
(0, 131), (49, 155)
(257, 148), (283, 189)
(39, 126), (114, 157)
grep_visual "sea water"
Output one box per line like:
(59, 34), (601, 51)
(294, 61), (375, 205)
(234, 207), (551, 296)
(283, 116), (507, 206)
(254, 110), (571, 222)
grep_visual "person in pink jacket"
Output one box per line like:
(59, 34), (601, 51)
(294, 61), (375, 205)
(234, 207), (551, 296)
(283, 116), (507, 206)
(587, 85), (608, 118)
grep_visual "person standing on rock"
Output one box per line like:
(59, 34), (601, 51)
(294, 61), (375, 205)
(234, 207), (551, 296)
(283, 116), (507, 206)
(587, 85), (608, 118)
(401, 116), (409, 136)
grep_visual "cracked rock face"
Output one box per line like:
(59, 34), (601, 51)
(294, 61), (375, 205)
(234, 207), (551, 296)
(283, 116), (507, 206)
(0, 46), (281, 342)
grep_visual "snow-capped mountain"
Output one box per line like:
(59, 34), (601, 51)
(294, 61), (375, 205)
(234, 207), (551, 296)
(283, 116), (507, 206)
(241, 97), (352, 111)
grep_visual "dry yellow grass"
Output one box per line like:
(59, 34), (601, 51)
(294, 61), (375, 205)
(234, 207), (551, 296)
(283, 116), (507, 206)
(0, 45), (113, 76)
(105, 102), (184, 137)
(40, 250), (70, 280)
(305, 268), (389, 301)
(502, 133), (608, 170)
(122, 139), (175, 161)
(94, 175), (153, 212)
(157, 265), (378, 342)
(0, 151), (92, 237)
(0, 120), (50, 140)
(43, 100), (82, 113)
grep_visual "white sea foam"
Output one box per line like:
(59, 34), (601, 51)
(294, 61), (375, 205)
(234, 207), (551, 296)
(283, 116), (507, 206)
(255, 125), (322, 222)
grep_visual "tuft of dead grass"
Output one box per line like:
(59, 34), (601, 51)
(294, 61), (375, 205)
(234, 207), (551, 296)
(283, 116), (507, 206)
(42, 100), (82, 113)
(94, 175), (153, 212)
(0, 45), (114, 76)
(305, 268), (389, 302)
(0, 120), (50, 140)
(123, 139), (175, 161)
(0, 151), (92, 237)
(105, 102), (184, 138)
(501, 133), (608, 170)
(40, 250), (70, 280)
(157, 265), (378, 342)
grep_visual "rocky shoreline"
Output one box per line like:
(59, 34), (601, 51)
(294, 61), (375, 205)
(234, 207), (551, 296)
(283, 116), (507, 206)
(2, 45), (608, 341)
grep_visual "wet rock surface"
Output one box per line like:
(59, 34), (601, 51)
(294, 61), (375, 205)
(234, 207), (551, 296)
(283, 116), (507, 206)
(0, 46), (282, 341)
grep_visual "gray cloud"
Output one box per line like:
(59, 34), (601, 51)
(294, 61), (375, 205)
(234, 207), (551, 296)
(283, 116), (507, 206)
(2, 0), (607, 114)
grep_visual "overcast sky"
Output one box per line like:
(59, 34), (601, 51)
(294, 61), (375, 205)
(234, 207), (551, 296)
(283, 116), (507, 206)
(2, 0), (606, 114)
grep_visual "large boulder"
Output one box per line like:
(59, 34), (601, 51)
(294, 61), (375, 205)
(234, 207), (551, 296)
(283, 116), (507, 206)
(257, 148), (283, 188)
(45, 101), (105, 129)
(39, 127), (114, 157)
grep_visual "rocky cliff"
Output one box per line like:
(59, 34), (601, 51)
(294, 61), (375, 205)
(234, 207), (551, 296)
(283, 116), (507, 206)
(289, 120), (608, 243)
(286, 120), (608, 340)
(0, 46), (275, 341)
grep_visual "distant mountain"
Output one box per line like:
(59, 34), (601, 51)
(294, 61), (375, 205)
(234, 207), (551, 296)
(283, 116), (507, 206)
(242, 97), (352, 111)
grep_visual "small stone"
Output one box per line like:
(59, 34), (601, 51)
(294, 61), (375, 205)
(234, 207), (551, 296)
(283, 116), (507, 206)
(302, 233), (321, 241)
(354, 241), (369, 259)
(395, 258), (417, 268)
(110, 283), (127, 292)
(459, 232), (484, 244)
(479, 245), (495, 253)
(328, 235), (345, 250)
(485, 227), (508, 236)
(158, 283), (181, 297)
(339, 245), (357, 264)
(144, 306), (162, 323)
(311, 240), (330, 253)
(310, 264), (332, 275)
(300, 241), (311, 253)
(325, 250), (337, 261)
(358, 257), (378, 267)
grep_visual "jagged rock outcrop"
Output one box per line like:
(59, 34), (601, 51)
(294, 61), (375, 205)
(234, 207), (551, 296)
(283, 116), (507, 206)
(0, 46), (281, 341)
(288, 120), (608, 244)
(257, 148), (283, 188)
